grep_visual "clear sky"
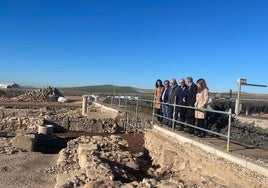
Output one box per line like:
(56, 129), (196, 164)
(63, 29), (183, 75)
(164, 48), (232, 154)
(0, 0), (267, 93)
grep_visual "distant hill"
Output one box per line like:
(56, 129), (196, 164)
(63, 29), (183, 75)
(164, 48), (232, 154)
(60, 85), (154, 94)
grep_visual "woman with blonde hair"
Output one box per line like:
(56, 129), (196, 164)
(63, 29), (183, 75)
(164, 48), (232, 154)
(195, 78), (209, 137)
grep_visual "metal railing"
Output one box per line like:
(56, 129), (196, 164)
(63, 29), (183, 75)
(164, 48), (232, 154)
(235, 79), (268, 115)
(152, 98), (232, 152)
(107, 94), (233, 152)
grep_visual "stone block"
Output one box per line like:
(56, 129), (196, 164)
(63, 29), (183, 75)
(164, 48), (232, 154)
(77, 143), (98, 156)
(12, 133), (37, 151)
(79, 153), (90, 168)
(77, 144), (98, 168)
(38, 125), (54, 135)
(0, 131), (7, 137)
(55, 173), (70, 188)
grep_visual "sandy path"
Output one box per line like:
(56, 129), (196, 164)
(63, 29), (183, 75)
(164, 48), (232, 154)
(0, 152), (58, 188)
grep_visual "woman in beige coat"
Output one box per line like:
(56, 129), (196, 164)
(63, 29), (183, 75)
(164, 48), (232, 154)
(154, 79), (164, 123)
(195, 78), (209, 137)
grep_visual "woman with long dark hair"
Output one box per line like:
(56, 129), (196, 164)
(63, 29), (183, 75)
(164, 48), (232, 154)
(154, 79), (164, 123)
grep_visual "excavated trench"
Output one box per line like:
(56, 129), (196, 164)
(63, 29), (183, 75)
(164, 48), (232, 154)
(1, 103), (267, 187)
(0, 103), (161, 186)
(35, 131), (156, 184)
(35, 131), (145, 154)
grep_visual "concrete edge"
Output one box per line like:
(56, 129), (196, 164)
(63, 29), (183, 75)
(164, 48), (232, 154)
(153, 125), (268, 178)
(92, 102), (119, 113)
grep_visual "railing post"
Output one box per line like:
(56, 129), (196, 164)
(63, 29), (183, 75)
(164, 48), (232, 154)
(172, 97), (176, 131)
(235, 82), (242, 115)
(136, 98), (139, 118)
(226, 108), (232, 152)
(152, 97), (156, 127)
(118, 94), (121, 110)
(125, 112), (128, 132)
(125, 95), (128, 113)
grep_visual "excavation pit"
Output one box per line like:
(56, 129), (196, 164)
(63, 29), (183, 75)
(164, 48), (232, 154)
(0, 100), (267, 187)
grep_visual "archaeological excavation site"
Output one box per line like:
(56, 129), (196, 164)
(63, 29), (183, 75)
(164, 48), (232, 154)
(0, 87), (267, 188)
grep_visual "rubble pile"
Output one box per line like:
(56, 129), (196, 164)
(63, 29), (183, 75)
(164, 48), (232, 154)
(0, 86), (63, 102)
(48, 135), (185, 188)
(0, 109), (43, 134)
(0, 137), (26, 154)
(229, 120), (268, 149)
(16, 86), (63, 102)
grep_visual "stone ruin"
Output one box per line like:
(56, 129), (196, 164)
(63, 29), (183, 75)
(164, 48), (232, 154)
(0, 106), (122, 135)
(1, 95), (267, 187)
(47, 135), (184, 188)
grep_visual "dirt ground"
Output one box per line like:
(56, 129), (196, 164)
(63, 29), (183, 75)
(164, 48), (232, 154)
(237, 115), (268, 129)
(0, 152), (58, 188)
(0, 133), (144, 188)
(86, 103), (119, 119)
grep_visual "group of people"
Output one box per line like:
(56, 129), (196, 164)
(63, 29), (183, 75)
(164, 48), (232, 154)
(154, 77), (209, 137)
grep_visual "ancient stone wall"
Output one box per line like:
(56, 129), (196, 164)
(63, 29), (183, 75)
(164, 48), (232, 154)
(0, 107), (120, 134)
(144, 129), (267, 187)
(50, 135), (153, 188)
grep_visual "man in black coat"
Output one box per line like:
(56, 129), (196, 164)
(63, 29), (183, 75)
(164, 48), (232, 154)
(168, 78), (180, 127)
(177, 78), (188, 130)
(161, 80), (170, 124)
(185, 76), (197, 134)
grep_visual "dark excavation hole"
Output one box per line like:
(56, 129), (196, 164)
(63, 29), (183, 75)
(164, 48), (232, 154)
(34, 131), (154, 183)
(98, 148), (153, 183)
(35, 134), (68, 154)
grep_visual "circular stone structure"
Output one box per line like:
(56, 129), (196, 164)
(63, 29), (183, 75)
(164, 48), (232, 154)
(38, 125), (54, 135)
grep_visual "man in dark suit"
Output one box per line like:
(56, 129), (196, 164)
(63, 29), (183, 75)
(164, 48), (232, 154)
(161, 80), (170, 125)
(177, 78), (188, 130)
(168, 78), (180, 127)
(185, 76), (197, 134)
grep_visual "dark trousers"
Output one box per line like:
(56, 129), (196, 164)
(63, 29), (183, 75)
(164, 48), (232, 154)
(155, 108), (162, 122)
(168, 106), (179, 126)
(179, 107), (186, 128)
(196, 119), (207, 136)
(186, 116), (195, 133)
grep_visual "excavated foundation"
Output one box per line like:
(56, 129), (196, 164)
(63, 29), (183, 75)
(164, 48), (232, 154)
(0, 104), (267, 187)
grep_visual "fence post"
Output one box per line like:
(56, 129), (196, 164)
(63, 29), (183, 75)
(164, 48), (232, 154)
(172, 97), (176, 131)
(125, 95), (128, 113)
(235, 82), (242, 115)
(136, 98), (139, 118)
(118, 94), (121, 110)
(125, 112), (128, 132)
(152, 97), (156, 127)
(226, 108), (232, 152)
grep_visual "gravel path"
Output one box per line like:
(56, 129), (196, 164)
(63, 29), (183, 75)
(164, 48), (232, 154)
(0, 152), (58, 188)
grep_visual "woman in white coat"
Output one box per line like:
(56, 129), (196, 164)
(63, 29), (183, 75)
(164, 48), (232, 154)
(195, 78), (209, 137)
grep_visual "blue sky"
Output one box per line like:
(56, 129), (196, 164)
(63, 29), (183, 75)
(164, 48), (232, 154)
(0, 0), (267, 93)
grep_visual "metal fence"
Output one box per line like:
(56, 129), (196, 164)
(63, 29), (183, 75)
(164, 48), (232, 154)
(235, 78), (268, 115)
(108, 94), (233, 152)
